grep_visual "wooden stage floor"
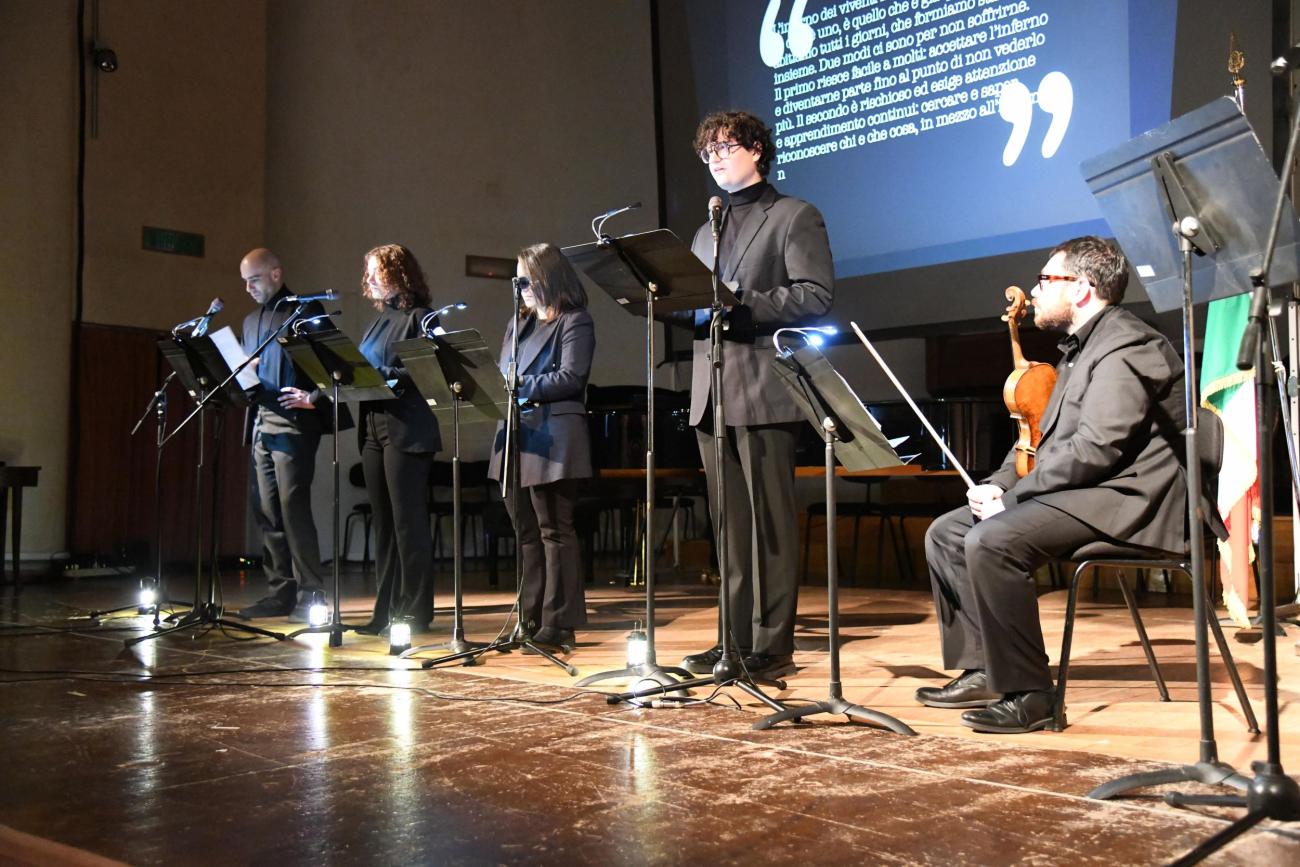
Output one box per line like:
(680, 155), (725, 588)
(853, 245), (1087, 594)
(1, 566), (1299, 864)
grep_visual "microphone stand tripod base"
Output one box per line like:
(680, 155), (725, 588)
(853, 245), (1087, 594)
(125, 601), (288, 647)
(416, 627), (579, 677)
(753, 693), (916, 734)
(575, 659), (692, 688)
(400, 628), (489, 664)
(607, 651), (789, 709)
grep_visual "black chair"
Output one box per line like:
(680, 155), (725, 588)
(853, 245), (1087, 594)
(429, 460), (491, 562)
(1048, 409), (1259, 733)
(800, 500), (907, 586)
(341, 463), (373, 571)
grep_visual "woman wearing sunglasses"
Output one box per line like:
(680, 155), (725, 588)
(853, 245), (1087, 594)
(488, 242), (595, 651)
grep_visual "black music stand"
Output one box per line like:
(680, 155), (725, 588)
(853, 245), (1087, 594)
(594, 231), (791, 710)
(564, 230), (720, 689)
(1079, 97), (1300, 833)
(393, 328), (506, 660)
(278, 326), (392, 647)
(89, 371), (190, 625)
(749, 342), (914, 734)
(413, 306), (576, 676)
(127, 335), (285, 646)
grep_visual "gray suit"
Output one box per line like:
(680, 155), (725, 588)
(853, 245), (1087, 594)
(489, 307), (595, 631)
(925, 305), (1187, 693)
(689, 183), (834, 656)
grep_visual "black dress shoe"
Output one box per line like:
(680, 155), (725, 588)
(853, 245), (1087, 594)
(741, 652), (796, 680)
(533, 627), (576, 648)
(914, 669), (1001, 709)
(524, 627), (576, 654)
(960, 689), (1055, 733)
(681, 645), (724, 674)
(236, 597), (294, 619)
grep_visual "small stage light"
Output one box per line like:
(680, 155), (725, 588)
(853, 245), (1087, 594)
(308, 596), (330, 628)
(137, 582), (157, 614)
(389, 618), (412, 655)
(626, 624), (648, 667)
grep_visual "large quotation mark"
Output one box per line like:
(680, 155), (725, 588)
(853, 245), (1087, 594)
(997, 72), (1074, 167)
(760, 0), (815, 69)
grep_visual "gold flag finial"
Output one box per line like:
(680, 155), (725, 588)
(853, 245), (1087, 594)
(1229, 32), (1246, 87)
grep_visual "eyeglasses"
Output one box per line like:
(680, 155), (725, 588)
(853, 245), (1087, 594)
(1036, 273), (1079, 287)
(698, 141), (744, 163)
(512, 276), (534, 292)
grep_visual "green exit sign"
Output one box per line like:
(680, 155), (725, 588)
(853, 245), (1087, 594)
(142, 226), (205, 257)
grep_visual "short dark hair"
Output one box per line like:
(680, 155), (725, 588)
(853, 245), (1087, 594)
(1049, 236), (1129, 304)
(693, 110), (775, 178)
(362, 244), (431, 311)
(517, 242), (587, 313)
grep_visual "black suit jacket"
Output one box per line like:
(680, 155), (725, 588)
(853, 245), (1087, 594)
(356, 304), (441, 455)
(687, 183), (834, 426)
(240, 286), (333, 444)
(488, 307), (595, 487)
(986, 306), (1187, 552)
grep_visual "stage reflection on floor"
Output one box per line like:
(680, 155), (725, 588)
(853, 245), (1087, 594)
(0, 565), (1297, 865)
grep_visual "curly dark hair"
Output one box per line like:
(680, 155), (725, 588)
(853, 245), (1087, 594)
(1049, 236), (1129, 304)
(693, 110), (775, 178)
(362, 244), (431, 311)
(517, 242), (587, 315)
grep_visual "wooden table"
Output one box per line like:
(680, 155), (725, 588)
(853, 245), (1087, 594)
(0, 466), (40, 587)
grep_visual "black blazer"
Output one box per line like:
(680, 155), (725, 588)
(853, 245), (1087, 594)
(355, 304), (441, 455)
(240, 286), (332, 443)
(687, 183), (835, 427)
(488, 307), (595, 488)
(986, 306), (1187, 553)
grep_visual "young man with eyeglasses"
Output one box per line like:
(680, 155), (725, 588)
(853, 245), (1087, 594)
(917, 236), (1187, 733)
(679, 110), (834, 680)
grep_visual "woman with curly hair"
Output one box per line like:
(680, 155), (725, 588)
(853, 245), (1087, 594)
(355, 243), (440, 634)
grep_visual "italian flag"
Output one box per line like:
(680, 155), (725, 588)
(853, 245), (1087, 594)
(1199, 293), (1258, 627)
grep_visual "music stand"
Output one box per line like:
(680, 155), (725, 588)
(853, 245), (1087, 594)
(748, 342), (915, 734)
(127, 335), (285, 646)
(278, 326), (393, 647)
(564, 230), (724, 689)
(594, 231), (791, 710)
(89, 370), (190, 625)
(1078, 97), (1299, 820)
(392, 328), (506, 659)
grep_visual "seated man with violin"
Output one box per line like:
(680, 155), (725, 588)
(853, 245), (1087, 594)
(918, 236), (1186, 733)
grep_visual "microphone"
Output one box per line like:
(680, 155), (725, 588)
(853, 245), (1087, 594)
(284, 290), (337, 304)
(709, 196), (724, 241)
(190, 297), (223, 338)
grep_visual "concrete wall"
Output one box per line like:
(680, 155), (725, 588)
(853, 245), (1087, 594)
(0, 0), (266, 558)
(264, 0), (661, 553)
(0, 2), (79, 557)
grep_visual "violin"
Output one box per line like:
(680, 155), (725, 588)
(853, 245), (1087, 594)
(1001, 286), (1056, 477)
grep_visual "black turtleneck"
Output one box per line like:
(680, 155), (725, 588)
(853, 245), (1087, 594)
(719, 179), (769, 276)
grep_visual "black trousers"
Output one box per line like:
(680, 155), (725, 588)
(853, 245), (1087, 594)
(250, 430), (324, 603)
(362, 413), (434, 626)
(695, 420), (800, 656)
(924, 501), (1101, 694)
(504, 477), (586, 631)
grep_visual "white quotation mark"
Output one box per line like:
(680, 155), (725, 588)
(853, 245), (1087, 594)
(761, 0), (815, 69)
(997, 72), (1074, 167)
